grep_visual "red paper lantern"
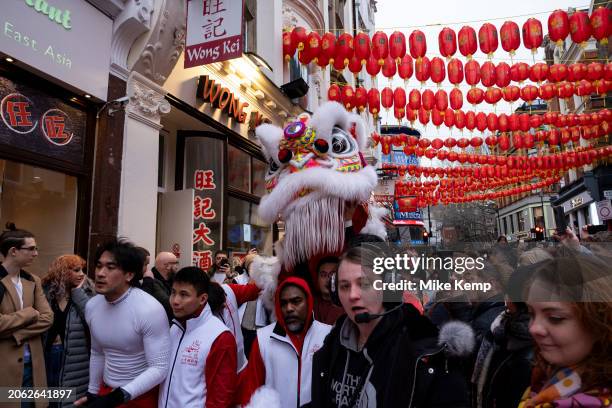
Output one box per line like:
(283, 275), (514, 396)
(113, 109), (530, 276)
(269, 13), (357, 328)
(485, 135), (498, 147)
(450, 88), (463, 110)
(435, 89), (448, 111)
(454, 111), (466, 130)
(438, 27), (457, 58)
(341, 85), (355, 110)
(481, 61), (497, 87)
(394, 106), (405, 122)
(355, 87), (367, 111)
(444, 108), (455, 128)
(408, 89), (421, 110)
(530, 114), (543, 129)
(367, 88), (380, 117)
(382, 55), (397, 78)
(354, 32), (371, 64)
(291, 26), (308, 51)
(389, 31), (407, 63)
(487, 113), (499, 132)
(548, 10), (570, 46)
(283, 31), (296, 61)
(448, 58), (464, 86)
(465, 111), (476, 131)
(484, 87), (502, 105)
(586, 62), (604, 81)
(409, 30), (427, 59)
(478, 23), (499, 57)
(300, 31), (321, 64)
(498, 133), (511, 151)
(606, 62), (612, 81)
(512, 132), (524, 149)
(418, 107), (430, 126)
(471, 136), (484, 147)
(465, 60), (481, 86)
(549, 63), (568, 82)
(336, 33), (354, 66)
(530, 63), (549, 83)
(371, 31), (389, 65)
(457, 137), (470, 148)
(394, 87), (407, 109)
(432, 138), (444, 149)
(467, 88), (484, 105)
(502, 86), (520, 102)
(519, 113), (531, 131)
(510, 62), (529, 83)
(332, 54), (347, 71)
(475, 112), (487, 132)
(557, 81), (575, 99)
(422, 89), (435, 111)
(398, 55), (414, 82)
(318, 32), (336, 66)
(495, 62), (511, 87)
(406, 108), (417, 124)
(458, 26), (478, 58)
(590, 7), (611, 45)
(445, 137), (458, 148)
(569, 10), (592, 45)
(431, 109), (444, 127)
(520, 85), (539, 103)
(576, 79), (593, 97)
(366, 55), (381, 78)
(568, 63), (587, 82)
(522, 18), (543, 52)
(328, 84), (341, 102)
(348, 55), (362, 74)
(381, 87), (393, 110)
(498, 114), (509, 131)
(415, 56), (431, 84)
(500, 21), (520, 55)
(431, 57), (446, 84)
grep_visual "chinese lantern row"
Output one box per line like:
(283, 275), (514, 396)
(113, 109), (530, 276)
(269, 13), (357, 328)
(284, 7), (610, 68)
(395, 177), (562, 207)
(373, 124), (608, 155)
(329, 81), (611, 117)
(389, 164), (559, 180)
(398, 173), (551, 195)
(416, 177), (561, 206)
(400, 107), (612, 131)
(366, 58), (612, 87)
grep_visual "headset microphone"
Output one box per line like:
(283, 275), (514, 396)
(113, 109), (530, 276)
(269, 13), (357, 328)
(354, 304), (403, 323)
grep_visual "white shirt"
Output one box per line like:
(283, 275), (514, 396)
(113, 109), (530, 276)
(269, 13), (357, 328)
(212, 272), (226, 284)
(85, 287), (170, 399)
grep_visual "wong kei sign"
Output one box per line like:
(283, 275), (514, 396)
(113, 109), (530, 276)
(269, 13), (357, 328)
(185, 0), (244, 68)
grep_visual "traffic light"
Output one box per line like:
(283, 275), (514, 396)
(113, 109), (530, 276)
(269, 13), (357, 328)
(530, 226), (544, 241)
(423, 230), (429, 243)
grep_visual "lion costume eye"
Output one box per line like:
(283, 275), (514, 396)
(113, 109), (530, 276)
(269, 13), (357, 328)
(330, 126), (356, 156)
(267, 158), (280, 176)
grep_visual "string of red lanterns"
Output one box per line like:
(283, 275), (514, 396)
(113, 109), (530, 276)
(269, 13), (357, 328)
(284, 7), (610, 69)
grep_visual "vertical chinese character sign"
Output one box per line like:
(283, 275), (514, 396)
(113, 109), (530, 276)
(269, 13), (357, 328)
(192, 169), (219, 271)
(185, 0), (244, 68)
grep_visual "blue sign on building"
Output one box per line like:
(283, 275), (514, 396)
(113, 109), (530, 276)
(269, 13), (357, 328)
(381, 148), (419, 166)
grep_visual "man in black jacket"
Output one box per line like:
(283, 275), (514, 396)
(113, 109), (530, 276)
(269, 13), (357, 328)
(310, 245), (474, 408)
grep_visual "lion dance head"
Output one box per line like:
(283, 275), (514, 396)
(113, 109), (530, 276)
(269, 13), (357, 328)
(256, 102), (380, 271)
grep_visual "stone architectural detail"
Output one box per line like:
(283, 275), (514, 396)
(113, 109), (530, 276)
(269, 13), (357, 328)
(126, 72), (170, 129)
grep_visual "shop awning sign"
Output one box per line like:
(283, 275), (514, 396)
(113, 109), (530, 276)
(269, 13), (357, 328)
(185, 0), (244, 68)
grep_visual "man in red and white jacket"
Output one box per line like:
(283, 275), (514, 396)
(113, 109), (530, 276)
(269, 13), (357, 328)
(158, 267), (237, 408)
(236, 277), (331, 407)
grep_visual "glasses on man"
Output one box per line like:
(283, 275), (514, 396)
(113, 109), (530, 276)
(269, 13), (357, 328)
(19, 246), (39, 251)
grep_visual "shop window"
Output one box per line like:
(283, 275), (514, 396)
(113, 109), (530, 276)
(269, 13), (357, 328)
(0, 160), (77, 277)
(244, 0), (257, 53)
(228, 145), (250, 192)
(227, 198), (272, 255)
(533, 206), (544, 229)
(518, 211), (526, 232)
(251, 157), (267, 197)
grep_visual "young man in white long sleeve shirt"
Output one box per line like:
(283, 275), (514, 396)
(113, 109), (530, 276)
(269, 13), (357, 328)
(74, 239), (170, 408)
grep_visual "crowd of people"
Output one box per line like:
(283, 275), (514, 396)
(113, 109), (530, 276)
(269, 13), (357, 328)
(0, 223), (610, 408)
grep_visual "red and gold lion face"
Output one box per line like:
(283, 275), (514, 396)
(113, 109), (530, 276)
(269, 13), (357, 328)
(256, 102), (378, 269)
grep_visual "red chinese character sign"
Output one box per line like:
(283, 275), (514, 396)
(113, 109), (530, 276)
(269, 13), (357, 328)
(191, 169), (220, 269)
(185, 0), (244, 68)
(0, 75), (86, 167)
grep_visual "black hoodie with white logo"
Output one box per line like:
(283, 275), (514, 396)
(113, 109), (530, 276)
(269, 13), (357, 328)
(309, 304), (473, 408)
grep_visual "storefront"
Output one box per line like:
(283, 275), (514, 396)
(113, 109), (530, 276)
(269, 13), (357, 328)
(0, 0), (112, 275)
(156, 53), (303, 268)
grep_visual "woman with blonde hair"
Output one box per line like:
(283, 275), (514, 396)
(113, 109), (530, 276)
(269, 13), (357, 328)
(519, 255), (612, 407)
(42, 255), (94, 407)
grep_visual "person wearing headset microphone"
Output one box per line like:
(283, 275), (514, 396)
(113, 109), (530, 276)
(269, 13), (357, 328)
(308, 242), (475, 408)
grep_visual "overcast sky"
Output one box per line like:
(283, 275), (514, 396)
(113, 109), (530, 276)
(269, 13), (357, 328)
(374, 0), (587, 138)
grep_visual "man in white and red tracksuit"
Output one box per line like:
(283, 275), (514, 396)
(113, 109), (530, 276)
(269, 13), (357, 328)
(158, 267), (237, 408)
(236, 277), (331, 407)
